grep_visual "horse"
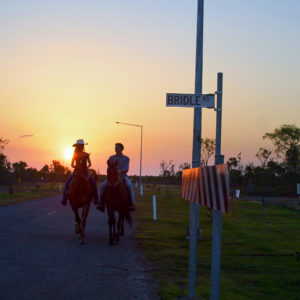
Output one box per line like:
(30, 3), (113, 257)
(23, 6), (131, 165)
(68, 170), (97, 244)
(103, 160), (132, 246)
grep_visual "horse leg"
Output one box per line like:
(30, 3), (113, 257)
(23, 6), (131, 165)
(80, 203), (90, 244)
(120, 216), (125, 237)
(112, 211), (117, 238)
(108, 209), (114, 246)
(116, 214), (122, 242)
(72, 207), (81, 234)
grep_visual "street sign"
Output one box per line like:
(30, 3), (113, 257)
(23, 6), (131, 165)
(166, 93), (215, 108)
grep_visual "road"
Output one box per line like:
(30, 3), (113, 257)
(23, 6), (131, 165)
(239, 195), (299, 207)
(0, 195), (158, 300)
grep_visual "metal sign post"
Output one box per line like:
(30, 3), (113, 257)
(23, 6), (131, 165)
(210, 73), (224, 300)
(167, 1), (226, 299)
(188, 1), (204, 299)
(166, 1), (204, 298)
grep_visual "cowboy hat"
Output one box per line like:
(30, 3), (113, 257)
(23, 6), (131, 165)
(72, 139), (88, 147)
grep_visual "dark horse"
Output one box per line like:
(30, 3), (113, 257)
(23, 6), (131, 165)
(68, 171), (97, 244)
(103, 160), (132, 246)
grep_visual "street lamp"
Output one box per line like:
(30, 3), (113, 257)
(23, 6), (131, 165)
(115, 121), (143, 196)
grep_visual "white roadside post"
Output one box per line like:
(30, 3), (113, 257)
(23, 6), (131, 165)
(59, 184), (62, 193)
(153, 195), (157, 221)
(210, 73), (224, 300)
(232, 189), (240, 216)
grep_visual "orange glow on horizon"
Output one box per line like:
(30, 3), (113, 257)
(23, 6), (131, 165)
(64, 147), (73, 161)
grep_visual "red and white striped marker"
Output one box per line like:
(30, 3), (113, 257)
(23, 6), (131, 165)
(181, 164), (229, 213)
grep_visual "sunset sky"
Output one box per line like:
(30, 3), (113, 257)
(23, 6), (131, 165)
(1, 0), (299, 175)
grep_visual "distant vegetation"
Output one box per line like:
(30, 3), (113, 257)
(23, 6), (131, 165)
(0, 138), (82, 184)
(1, 124), (300, 196)
(142, 124), (300, 196)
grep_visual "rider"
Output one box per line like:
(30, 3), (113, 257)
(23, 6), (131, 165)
(97, 143), (135, 212)
(61, 139), (98, 206)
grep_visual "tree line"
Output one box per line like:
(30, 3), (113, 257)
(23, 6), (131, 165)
(1, 124), (300, 196)
(0, 138), (72, 184)
(157, 124), (300, 196)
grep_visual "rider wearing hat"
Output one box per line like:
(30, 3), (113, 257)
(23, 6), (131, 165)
(61, 139), (98, 206)
(97, 143), (135, 212)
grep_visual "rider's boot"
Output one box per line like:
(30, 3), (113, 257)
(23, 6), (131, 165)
(61, 192), (67, 206)
(128, 192), (135, 211)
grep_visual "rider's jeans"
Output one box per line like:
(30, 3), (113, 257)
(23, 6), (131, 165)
(99, 177), (135, 204)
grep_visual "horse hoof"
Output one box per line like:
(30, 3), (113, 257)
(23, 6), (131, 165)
(80, 239), (86, 245)
(120, 231), (124, 237)
(109, 239), (114, 246)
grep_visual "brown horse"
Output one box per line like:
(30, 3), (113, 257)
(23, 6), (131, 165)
(68, 171), (96, 244)
(103, 160), (132, 246)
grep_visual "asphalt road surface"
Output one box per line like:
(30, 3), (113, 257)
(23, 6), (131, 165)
(0, 195), (158, 300)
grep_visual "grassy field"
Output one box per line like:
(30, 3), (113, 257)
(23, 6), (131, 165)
(134, 185), (300, 300)
(0, 183), (62, 206)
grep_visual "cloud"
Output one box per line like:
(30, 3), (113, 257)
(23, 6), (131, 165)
(19, 134), (34, 138)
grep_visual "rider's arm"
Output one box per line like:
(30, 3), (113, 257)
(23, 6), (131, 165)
(87, 155), (91, 168)
(71, 156), (76, 168)
(120, 157), (129, 176)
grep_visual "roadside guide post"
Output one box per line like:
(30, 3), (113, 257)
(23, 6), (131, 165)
(153, 195), (157, 221)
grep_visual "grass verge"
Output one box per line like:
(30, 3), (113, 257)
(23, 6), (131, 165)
(0, 183), (61, 206)
(135, 185), (300, 300)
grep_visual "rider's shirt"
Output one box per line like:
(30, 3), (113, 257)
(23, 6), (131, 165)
(73, 151), (90, 176)
(109, 154), (129, 178)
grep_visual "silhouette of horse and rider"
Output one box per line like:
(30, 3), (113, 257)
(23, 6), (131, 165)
(62, 139), (134, 245)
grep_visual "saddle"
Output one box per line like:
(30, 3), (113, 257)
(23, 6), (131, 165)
(73, 166), (89, 180)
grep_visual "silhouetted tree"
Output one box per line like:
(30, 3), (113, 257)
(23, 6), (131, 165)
(39, 165), (50, 181)
(159, 160), (176, 177)
(50, 160), (69, 182)
(176, 162), (191, 178)
(256, 147), (272, 169)
(263, 124), (300, 173)
(201, 138), (216, 166)
(12, 161), (28, 181)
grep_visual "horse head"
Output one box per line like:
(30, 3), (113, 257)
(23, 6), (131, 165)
(107, 159), (119, 187)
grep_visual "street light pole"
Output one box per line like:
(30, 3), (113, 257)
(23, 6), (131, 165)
(116, 121), (143, 195)
(139, 125), (143, 189)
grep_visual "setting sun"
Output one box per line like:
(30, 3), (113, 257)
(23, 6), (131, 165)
(64, 147), (74, 161)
